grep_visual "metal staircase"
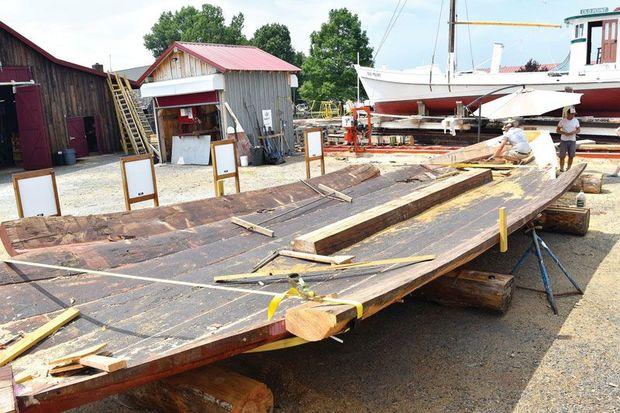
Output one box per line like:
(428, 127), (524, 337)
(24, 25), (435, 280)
(107, 73), (161, 160)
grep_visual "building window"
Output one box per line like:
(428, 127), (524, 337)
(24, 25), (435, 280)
(575, 23), (584, 38)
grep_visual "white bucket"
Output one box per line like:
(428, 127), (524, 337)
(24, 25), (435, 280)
(240, 155), (249, 167)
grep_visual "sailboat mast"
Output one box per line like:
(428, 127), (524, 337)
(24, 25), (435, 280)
(448, 0), (457, 78)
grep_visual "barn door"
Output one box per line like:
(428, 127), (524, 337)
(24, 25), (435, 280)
(15, 84), (52, 170)
(94, 116), (107, 153)
(601, 19), (618, 63)
(67, 116), (89, 158)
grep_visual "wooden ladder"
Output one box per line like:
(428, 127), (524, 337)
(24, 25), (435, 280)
(107, 74), (160, 159)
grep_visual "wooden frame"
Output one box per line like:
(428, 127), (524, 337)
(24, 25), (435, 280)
(120, 154), (159, 211)
(211, 139), (240, 197)
(12, 169), (61, 218)
(304, 128), (325, 179)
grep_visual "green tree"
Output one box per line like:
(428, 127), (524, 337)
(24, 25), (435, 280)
(517, 58), (542, 72)
(251, 23), (297, 64)
(144, 4), (247, 57)
(299, 8), (373, 103)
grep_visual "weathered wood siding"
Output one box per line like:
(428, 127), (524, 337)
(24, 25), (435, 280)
(152, 50), (217, 81)
(0, 28), (119, 153)
(224, 71), (294, 149)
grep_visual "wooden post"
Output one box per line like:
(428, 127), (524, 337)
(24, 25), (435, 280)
(535, 206), (590, 236)
(569, 173), (603, 194)
(303, 128), (325, 180)
(411, 269), (515, 313)
(121, 365), (274, 413)
(498, 207), (508, 252)
(417, 100), (427, 116)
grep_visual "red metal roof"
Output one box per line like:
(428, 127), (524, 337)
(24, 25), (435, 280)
(138, 41), (301, 85)
(0, 20), (108, 78)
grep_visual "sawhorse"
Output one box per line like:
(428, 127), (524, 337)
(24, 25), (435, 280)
(511, 226), (583, 314)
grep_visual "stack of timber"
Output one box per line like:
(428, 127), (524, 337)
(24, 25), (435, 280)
(0, 140), (584, 412)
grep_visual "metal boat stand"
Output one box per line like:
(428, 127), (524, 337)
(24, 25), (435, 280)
(510, 225), (583, 314)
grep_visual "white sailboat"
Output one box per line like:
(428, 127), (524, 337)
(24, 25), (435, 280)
(356, 4), (620, 117)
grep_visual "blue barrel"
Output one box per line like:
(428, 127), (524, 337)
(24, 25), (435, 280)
(63, 148), (76, 165)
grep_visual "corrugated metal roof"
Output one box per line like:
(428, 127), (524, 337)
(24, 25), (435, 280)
(138, 41), (300, 85)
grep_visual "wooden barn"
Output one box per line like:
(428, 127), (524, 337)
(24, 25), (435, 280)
(138, 42), (300, 164)
(0, 21), (119, 170)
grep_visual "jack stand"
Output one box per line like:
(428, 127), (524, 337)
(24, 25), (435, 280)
(510, 226), (583, 315)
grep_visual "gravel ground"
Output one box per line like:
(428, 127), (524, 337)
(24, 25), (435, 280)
(1, 153), (617, 412)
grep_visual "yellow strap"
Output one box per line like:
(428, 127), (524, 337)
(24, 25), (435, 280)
(322, 297), (364, 319)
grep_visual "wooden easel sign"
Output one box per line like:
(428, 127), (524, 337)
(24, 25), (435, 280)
(120, 154), (159, 211)
(304, 128), (325, 179)
(211, 139), (240, 197)
(12, 169), (61, 218)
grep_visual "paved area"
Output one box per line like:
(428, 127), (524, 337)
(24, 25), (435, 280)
(2, 153), (616, 412)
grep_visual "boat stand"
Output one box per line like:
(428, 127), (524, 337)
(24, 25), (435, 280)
(510, 226), (583, 314)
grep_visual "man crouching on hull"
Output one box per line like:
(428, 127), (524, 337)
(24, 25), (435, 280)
(492, 118), (532, 163)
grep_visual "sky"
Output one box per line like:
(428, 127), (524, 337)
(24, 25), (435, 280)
(2, 1), (619, 72)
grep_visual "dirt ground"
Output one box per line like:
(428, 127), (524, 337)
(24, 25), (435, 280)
(1, 153), (617, 412)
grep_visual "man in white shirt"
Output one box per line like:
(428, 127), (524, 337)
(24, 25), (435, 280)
(493, 119), (532, 162)
(556, 107), (580, 171)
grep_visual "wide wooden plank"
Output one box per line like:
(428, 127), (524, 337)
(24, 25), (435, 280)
(0, 308), (79, 367)
(285, 165), (585, 341)
(292, 170), (492, 255)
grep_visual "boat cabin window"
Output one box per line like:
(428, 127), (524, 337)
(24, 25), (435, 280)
(574, 23), (584, 39)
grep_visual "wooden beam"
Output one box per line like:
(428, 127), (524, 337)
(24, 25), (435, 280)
(569, 173), (603, 194)
(535, 206), (590, 236)
(231, 217), (274, 237)
(121, 365), (274, 413)
(79, 355), (127, 373)
(317, 184), (353, 203)
(48, 343), (107, 366)
(411, 269), (515, 313)
(455, 20), (561, 28)
(292, 170), (492, 255)
(0, 366), (16, 413)
(0, 308), (79, 367)
(278, 250), (354, 265)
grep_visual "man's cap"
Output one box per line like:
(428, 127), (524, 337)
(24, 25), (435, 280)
(568, 106), (577, 114)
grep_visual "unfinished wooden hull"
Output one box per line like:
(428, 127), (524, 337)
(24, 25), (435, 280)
(0, 154), (584, 412)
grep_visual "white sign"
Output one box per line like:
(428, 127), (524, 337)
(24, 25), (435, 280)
(17, 174), (58, 217)
(580, 7), (608, 15)
(307, 130), (323, 157)
(124, 158), (155, 199)
(262, 109), (273, 129)
(214, 142), (237, 176)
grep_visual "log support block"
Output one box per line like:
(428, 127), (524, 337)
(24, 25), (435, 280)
(0, 366), (16, 413)
(121, 365), (274, 413)
(535, 206), (590, 236)
(411, 269), (515, 313)
(569, 173), (603, 194)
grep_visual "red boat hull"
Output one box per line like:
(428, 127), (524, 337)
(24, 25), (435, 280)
(374, 87), (620, 117)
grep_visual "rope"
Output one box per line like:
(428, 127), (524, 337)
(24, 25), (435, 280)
(464, 0), (475, 70)
(374, 0), (408, 60)
(429, 0), (445, 88)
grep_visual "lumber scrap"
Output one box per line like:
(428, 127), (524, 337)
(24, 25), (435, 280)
(411, 269), (515, 313)
(578, 144), (620, 151)
(1, 164), (379, 251)
(278, 249), (354, 265)
(292, 170), (492, 255)
(535, 206), (590, 236)
(230, 217), (274, 237)
(0, 308), (79, 367)
(122, 365), (273, 413)
(317, 184), (353, 203)
(49, 364), (86, 376)
(48, 343), (107, 366)
(569, 172), (603, 194)
(285, 166), (586, 341)
(0, 367), (16, 413)
(79, 355), (127, 373)
(13, 370), (32, 384)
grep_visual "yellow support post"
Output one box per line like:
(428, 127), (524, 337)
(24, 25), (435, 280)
(499, 207), (508, 253)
